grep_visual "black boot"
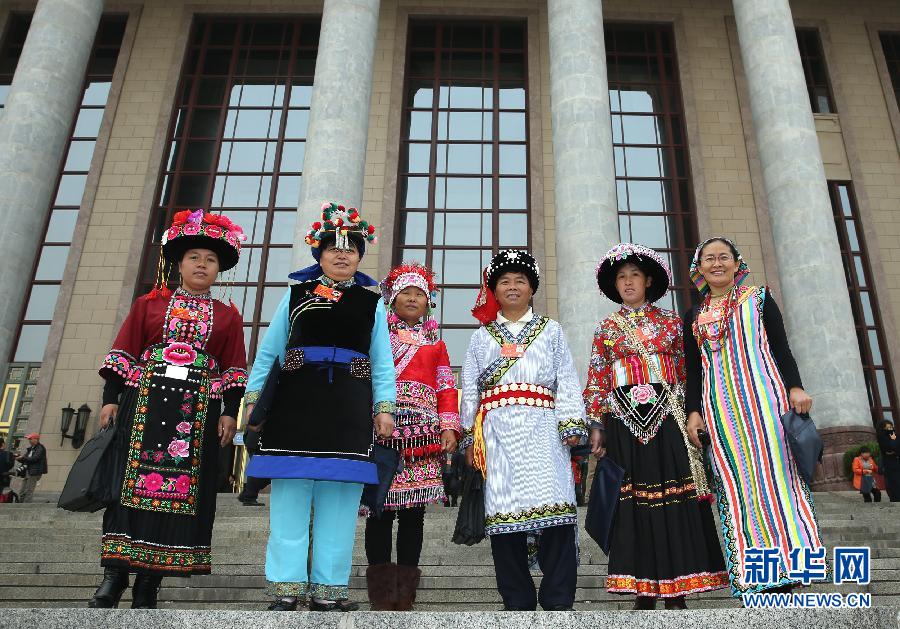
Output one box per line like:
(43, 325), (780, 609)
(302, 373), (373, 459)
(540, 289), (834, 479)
(131, 574), (163, 609)
(87, 567), (129, 608)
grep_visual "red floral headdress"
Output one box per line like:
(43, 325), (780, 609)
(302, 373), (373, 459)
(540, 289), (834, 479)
(304, 202), (376, 250)
(381, 262), (440, 339)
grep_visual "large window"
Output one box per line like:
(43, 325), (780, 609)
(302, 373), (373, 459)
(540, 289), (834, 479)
(139, 17), (320, 361)
(796, 28), (835, 114)
(11, 17), (126, 364)
(881, 32), (900, 111)
(0, 14), (30, 110)
(829, 182), (898, 425)
(394, 21), (530, 365)
(606, 24), (698, 313)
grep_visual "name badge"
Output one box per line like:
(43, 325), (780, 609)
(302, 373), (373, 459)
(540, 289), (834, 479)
(501, 343), (525, 358)
(397, 329), (424, 346)
(313, 284), (343, 301)
(697, 308), (724, 326)
(165, 365), (190, 381)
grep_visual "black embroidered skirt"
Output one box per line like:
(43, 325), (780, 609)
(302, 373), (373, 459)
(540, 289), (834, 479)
(99, 386), (222, 576)
(604, 384), (727, 597)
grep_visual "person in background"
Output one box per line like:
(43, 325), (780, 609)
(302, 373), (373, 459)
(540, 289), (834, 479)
(0, 436), (14, 492)
(16, 433), (47, 503)
(442, 449), (464, 507)
(852, 446), (881, 503)
(877, 420), (899, 502)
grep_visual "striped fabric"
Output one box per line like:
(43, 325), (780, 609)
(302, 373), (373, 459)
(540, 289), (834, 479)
(610, 352), (679, 389)
(697, 286), (823, 597)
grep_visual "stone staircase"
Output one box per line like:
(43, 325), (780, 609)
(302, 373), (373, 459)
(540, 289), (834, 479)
(0, 491), (898, 612)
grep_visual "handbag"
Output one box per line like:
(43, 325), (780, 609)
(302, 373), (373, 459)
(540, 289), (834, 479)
(780, 409), (823, 487)
(360, 444), (402, 518)
(584, 455), (625, 555)
(57, 422), (120, 512)
(452, 463), (486, 546)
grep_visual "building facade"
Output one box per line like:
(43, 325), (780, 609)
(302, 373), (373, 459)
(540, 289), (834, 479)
(1, 0), (899, 491)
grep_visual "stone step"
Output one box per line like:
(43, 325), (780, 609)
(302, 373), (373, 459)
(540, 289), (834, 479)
(1, 607), (898, 629)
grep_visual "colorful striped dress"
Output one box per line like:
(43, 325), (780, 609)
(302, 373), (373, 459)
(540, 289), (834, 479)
(684, 285), (823, 597)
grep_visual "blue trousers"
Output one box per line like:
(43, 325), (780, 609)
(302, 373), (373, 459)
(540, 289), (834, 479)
(266, 478), (363, 600)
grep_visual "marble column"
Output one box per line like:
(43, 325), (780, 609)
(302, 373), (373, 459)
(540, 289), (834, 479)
(0, 0), (104, 370)
(733, 0), (869, 431)
(292, 0), (381, 269)
(547, 0), (620, 380)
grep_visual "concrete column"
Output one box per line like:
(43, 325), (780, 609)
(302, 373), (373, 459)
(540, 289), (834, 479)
(0, 0), (103, 369)
(733, 0), (869, 430)
(292, 0), (381, 269)
(547, 0), (620, 380)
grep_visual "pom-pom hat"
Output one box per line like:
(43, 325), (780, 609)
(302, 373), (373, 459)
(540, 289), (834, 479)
(596, 243), (671, 304)
(304, 202), (377, 251)
(381, 262), (437, 306)
(161, 209), (246, 272)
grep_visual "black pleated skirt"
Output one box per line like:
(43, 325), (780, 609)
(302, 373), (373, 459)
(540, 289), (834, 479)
(605, 388), (728, 598)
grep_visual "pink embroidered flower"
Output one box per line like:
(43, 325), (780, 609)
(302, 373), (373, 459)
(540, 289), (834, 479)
(168, 439), (189, 459)
(140, 452), (149, 460)
(630, 384), (656, 406)
(167, 226), (180, 241)
(144, 472), (164, 492)
(204, 224), (222, 238)
(175, 474), (191, 494)
(153, 452), (165, 463)
(226, 232), (239, 247)
(162, 342), (197, 367)
(183, 222), (201, 235)
(180, 403), (192, 413)
(176, 421), (192, 434)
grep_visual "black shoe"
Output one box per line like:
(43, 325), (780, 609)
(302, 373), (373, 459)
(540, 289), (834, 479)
(88, 567), (129, 608)
(542, 605), (574, 611)
(267, 597), (298, 611)
(239, 498), (264, 506)
(309, 599), (360, 612)
(131, 574), (163, 609)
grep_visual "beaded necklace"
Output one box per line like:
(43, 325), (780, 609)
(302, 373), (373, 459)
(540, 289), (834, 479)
(697, 284), (738, 347)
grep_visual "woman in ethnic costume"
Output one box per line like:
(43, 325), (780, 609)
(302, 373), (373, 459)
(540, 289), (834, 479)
(683, 236), (821, 598)
(364, 262), (460, 611)
(244, 202), (396, 612)
(91, 210), (248, 609)
(460, 250), (588, 611)
(585, 243), (727, 610)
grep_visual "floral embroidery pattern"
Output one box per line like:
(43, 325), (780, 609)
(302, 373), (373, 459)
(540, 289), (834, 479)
(162, 342), (197, 366)
(629, 383), (658, 407)
(101, 533), (212, 574)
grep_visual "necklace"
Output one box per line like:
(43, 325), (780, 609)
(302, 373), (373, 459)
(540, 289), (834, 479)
(698, 286), (738, 346)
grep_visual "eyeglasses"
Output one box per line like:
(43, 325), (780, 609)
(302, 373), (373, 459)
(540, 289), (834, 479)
(700, 254), (734, 265)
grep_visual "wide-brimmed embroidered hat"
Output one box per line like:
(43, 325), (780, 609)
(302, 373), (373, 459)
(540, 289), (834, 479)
(688, 236), (750, 295)
(161, 209), (246, 272)
(596, 243), (671, 304)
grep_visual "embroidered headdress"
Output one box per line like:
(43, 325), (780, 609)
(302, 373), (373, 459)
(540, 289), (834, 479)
(161, 209), (246, 272)
(688, 236), (750, 295)
(472, 250), (540, 325)
(381, 262), (440, 340)
(596, 243), (672, 304)
(289, 201), (379, 287)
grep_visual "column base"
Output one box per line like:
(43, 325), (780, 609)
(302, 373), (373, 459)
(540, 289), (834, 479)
(812, 425), (875, 491)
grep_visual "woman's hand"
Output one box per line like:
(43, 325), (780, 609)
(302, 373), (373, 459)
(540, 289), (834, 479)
(589, 428), (606, 458)
(99, 404), (118, 429)
(441, 430), (458, 453)
(374, 412), (395, 439)
(218, 415), (237, 447)
(687, 411), (705, 449)
(789, 387), (813, 415)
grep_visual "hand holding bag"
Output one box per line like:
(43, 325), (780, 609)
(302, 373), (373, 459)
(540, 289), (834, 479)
(780, 409), (823, 486)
